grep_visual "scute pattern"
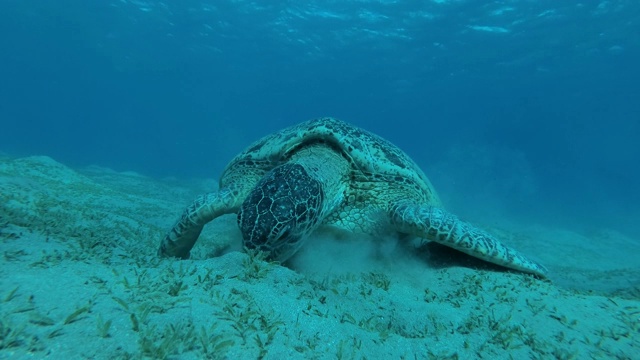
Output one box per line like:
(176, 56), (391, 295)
(220, 117), (441, 207)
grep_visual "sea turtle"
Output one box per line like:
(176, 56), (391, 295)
(159, 117), (547, 277)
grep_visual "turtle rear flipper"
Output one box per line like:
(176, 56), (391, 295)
(159, 188), (241, 259)
(390, 202), (548, 277)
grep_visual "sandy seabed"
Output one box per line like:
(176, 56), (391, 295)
(0, 155), (638, 359)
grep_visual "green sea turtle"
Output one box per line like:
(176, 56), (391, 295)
(159, 117), (547, 277)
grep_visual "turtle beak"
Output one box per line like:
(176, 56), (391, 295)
(242, 222), (302, 262)
(267, 226), (303, 262)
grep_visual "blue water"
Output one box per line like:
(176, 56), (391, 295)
(1, 1), (638, 235)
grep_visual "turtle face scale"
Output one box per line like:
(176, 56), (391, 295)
(237, 162), (325, 262)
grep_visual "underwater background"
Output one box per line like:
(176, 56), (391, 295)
(1, 1), (640, 359)
(1, 1), (639, 237)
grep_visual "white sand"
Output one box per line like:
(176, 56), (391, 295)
(1, 155), (638, 359)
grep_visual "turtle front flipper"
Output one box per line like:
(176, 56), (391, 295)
(390, 202), (547, 277)
(159, 188), (241, 259)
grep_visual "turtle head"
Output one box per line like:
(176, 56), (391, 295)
(237, 163), (324, 262)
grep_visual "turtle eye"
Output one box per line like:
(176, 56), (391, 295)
(276, 228), (291, 241)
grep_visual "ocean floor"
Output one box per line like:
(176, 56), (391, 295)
(0, 155), (639, 359)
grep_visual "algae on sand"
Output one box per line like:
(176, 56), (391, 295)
(0, 155), (639, 359)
